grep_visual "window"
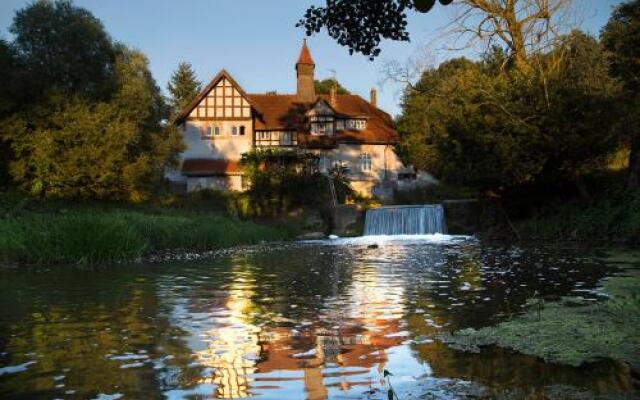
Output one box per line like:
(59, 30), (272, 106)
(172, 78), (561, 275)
(258, 131), (270, 140)
(361, 153), (372, 172)
(310, 116), (334, 135)
(319, 155), (330, 172)
(231, 126), (238, 136)
(201, 126), (213, 139)
(239, 126), (246, 136)
(348, 119), (367, 130)
(214, 126), (220, 136)
(281, 132), (293, 146)
(336, 120), (345, 131)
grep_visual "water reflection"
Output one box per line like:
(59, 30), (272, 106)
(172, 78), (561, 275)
(0, 240), (636, 399)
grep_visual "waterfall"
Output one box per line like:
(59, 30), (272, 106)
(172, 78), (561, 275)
(363, 205), (447, 236)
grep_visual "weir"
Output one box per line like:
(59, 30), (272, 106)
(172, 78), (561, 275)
(363, 204), (447, 236)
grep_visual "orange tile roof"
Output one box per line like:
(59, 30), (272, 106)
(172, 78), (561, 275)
(248, 94), (399, 147)
(181, 159), (241, 176)
(297, 40), (314, 65)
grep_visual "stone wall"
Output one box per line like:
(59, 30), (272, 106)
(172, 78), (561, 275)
(331, 205), (364, 236)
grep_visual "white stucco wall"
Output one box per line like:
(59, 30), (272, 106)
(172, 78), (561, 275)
(310, 143), (404, 196)
(186, 175), (243, 192)
(180, 120), (253, 161)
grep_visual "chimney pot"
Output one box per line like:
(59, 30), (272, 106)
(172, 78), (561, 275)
(370, 88), (377, 108)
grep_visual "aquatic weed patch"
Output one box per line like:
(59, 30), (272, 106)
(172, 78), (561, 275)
(439, 252), (640, 369)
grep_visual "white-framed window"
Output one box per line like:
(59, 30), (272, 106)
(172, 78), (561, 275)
(348, 119), (367, 130)
(257, 131), (270, 140)
(231, 126), (238, 136)
(202, 125), (221, 139)
(310, 116), (334, 135)
(361, 153), (372, 171)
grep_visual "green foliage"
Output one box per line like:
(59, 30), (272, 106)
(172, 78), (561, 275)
(10, 0), (116, 101)
(167, 61), (202, 117)
(394, 183), (477, 205)
(601, 0), (640, 188)
(240, 149), (334, 217)
(314, 78), (350, 94)
(515, 187), (640, 243)
(397, 32), (623, 191)
(2, 47), (184, 201)
(0, 1), (184, 201)
(0, 201), (293, 265)
(601, 0), (640, 94)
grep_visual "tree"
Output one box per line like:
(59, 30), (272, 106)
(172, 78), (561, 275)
(0, 40), (20, 186)
(10, 0), (116, 101)
(601, 0), (640, 188)
(4, 46), (184, 201)
(299, 0), (570, 69)
(396, 31), (621, 192)
(167, 62), (202, 118)
(397, 58), (545, 190)
(314, 78), (350, 94)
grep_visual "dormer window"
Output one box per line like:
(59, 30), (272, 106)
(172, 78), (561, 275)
(348, 119), (367, 130)
(310, 116), (334, 136)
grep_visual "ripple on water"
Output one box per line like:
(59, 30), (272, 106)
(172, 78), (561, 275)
(0, 240), (631, 399)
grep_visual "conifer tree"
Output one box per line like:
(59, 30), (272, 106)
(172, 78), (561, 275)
(167, 62), (201, 117)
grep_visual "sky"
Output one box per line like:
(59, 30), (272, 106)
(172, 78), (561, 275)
(0, 0), (626, 116)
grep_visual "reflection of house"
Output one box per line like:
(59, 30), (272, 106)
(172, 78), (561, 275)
(168, 40), (405, 196)
(191, 263), (407, 399)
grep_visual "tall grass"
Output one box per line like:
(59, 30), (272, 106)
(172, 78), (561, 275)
(0, 207), (294, 265)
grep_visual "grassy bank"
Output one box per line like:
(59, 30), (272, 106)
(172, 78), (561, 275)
(438, 250), (640, 370)
(0, 194), (295, 265)
(514, 188), (640, 243)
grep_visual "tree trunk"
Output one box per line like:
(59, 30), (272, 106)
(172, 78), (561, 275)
(628, 132), (640, 189)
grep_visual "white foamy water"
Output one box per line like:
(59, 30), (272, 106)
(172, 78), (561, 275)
(303, 233), (473, 246)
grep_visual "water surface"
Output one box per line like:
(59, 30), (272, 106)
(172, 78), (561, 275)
(0, 237), (636, 399)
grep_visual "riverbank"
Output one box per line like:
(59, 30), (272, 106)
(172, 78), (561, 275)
(513, 188), (640, 244)
(0, 195), (296, 265)
(438, 250), (640, 372)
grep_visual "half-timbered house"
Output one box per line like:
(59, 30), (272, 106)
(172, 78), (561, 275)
(169, 41), (406, 196)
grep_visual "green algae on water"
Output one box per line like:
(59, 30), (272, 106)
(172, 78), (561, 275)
(439, 251), (640, 369)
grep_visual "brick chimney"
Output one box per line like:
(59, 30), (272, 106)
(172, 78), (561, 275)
(330, 83), (337, 107)
(370, 88), (377, 108)
(296, 39), (316, 102)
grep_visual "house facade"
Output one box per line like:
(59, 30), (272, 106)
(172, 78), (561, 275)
(169, 41), (406, 196)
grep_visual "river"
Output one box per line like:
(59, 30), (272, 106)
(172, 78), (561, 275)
(0, 236), (636, 399)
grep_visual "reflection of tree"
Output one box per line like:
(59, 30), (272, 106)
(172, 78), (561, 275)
(0, 270), (198, 399)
